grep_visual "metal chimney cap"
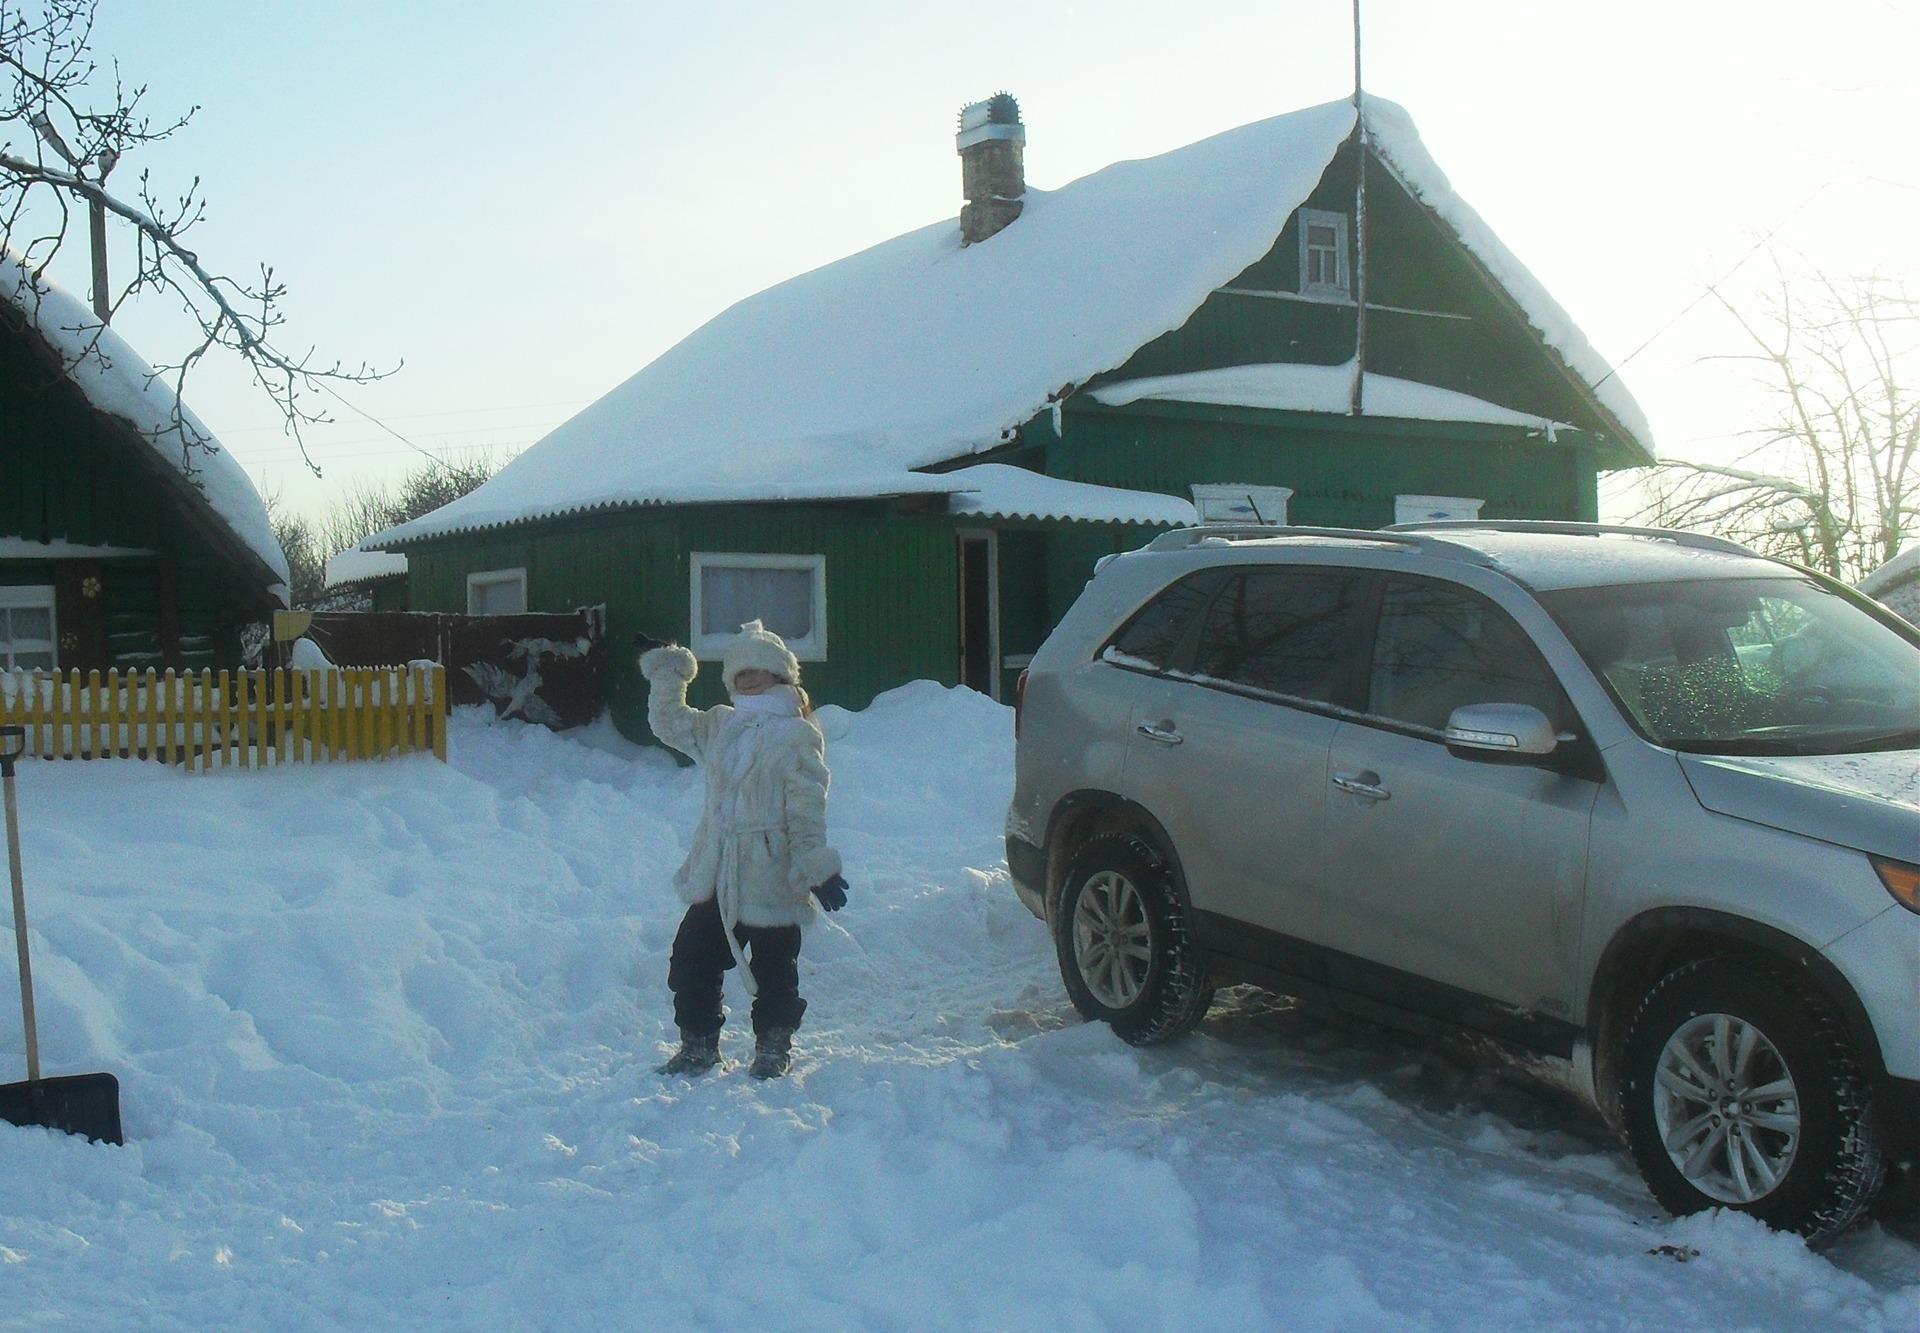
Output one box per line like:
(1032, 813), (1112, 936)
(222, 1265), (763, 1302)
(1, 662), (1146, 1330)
(958, 92), (1021, 131)
(956, 92), (1024, 149)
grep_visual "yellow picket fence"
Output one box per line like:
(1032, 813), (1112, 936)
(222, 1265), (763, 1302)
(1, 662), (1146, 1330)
(0, 665), (448, 769)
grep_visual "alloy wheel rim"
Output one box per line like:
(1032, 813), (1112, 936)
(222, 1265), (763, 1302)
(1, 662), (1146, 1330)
(1072, 870), (1152, 1009)
(1652, 1012), (1801, 1205)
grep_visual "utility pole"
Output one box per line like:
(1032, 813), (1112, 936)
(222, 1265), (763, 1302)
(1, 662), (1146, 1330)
(1349, 0), (1369, 417)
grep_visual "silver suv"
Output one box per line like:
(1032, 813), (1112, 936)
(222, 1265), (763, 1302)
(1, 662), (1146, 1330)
(1006, 521), (1918, 1239)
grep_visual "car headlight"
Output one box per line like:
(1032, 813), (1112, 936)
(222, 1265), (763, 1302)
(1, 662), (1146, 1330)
(1869, 854), (1920, 914)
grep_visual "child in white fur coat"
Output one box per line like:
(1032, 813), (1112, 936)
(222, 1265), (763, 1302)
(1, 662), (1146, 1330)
(638, 621), (847, 1079)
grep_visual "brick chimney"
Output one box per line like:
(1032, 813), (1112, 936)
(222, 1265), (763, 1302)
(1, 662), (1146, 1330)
(957, 93), (1025, 244)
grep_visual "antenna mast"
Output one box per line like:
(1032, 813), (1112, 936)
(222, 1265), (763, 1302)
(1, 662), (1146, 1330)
(1349, 0), (1369, 416)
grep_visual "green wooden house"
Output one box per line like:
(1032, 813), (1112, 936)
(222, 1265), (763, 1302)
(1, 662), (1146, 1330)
(1, 255), (287, 673)
(365, 95), (1653, 739)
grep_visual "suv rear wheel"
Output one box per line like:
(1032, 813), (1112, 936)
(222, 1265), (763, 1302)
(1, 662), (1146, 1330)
(1055, 834), (1213, 1045)
(1620, 956), (1885, 1241)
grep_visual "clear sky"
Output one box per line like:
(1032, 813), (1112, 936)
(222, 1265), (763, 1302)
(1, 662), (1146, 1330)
(41, 1), (1920, 522)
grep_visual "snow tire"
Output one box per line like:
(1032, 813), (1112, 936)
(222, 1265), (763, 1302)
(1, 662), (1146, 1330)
(1620, 955), (1886, 1243)
(1055, 833), (1214, 1045)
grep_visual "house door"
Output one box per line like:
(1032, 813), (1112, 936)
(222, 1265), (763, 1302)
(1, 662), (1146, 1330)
(957, 530), (999, 699)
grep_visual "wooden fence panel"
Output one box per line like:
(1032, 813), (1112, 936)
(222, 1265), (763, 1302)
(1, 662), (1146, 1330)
(0, 665), (446, 767)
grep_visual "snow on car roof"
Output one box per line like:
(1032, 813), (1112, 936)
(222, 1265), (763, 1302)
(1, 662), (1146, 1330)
(372, 97), (1650, 549)
(1422, 529), (1781, 591)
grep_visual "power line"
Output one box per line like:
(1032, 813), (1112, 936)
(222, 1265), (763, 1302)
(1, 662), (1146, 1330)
(1591, 184), (1831, 391)
(234, 418), (562, 459)
(216, 396), (590, 436)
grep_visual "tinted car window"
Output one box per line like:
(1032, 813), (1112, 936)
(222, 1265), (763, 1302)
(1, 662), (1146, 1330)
(1367, 579), (1568, 731)
(1104, 569), (1227, 669)
(1190, 569), (1367, 703)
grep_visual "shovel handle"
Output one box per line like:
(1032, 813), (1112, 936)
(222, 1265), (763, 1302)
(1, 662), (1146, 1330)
(3, 751), (39, 1084)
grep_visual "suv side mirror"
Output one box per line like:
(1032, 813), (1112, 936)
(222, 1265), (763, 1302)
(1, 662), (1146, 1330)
(1444, 703), (1559, 759)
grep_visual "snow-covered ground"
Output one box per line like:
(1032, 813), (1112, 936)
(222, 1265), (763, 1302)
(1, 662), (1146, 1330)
(1, 685), (1913, 1330)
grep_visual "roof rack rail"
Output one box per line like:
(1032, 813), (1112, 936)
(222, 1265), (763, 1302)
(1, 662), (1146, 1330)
(1140, 523), (1500, 566)
(1145, 523), (1421, 552)
(1384, 519), (1758, 558)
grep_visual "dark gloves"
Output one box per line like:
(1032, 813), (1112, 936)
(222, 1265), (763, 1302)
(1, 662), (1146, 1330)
(811, 874), (849, 912)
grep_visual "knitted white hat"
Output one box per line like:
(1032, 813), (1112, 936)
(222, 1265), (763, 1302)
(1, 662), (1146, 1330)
(721, 620), (801, 693)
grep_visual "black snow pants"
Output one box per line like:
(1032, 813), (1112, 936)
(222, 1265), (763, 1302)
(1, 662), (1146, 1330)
(668, 896), (807, 1039)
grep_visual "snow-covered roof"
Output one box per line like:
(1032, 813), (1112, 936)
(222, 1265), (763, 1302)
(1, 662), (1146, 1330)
(324, 547), (409, 588)
(374, 98), (1649, 550)
(0, 252), (289, 592)
(944, 465), (1197, 526)
(0, 536), (153, 559)
(1859, 545), (1920, 597)
(1090, 361), (1574, 432)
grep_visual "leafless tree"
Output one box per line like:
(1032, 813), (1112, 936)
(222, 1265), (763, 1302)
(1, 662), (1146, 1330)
(1641, 262), (1917, 583)
(0, 0), (387, 474)
(272, 453), (503, 609)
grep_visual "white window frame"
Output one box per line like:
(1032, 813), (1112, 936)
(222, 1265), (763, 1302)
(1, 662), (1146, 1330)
(466, 567), (528, 616)
(1297, 208), (1350, 301)
(0, 584), (58, 671)
(1394, 494), (1485, 525)
(689, 552), (827, 661)
(1191, 484), (1292, 526)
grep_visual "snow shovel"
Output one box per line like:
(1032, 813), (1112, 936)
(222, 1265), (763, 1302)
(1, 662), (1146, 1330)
(0, 726), (123, 1145)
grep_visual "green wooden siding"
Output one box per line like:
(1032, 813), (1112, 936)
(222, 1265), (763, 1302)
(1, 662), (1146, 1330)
(1052, 399), (1596, 530)
(402, 501), (960, 734)
(1, 318), (272, 669)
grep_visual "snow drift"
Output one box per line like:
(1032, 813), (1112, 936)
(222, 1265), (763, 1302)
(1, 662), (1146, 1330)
(0, 688), (1911, 1329)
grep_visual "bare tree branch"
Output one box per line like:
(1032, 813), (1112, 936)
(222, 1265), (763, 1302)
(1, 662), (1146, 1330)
(1640, 255), (1918, 583)
(0, 0), (393, 477)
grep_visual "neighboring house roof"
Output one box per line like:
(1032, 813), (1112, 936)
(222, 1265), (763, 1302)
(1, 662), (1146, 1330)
(324, 547), (409, 589)
(0, 251), (289, 595)
(1859, 546), (1920, 626)
(373, 97), (1651, 549)
(1858, 545), (1920, 598)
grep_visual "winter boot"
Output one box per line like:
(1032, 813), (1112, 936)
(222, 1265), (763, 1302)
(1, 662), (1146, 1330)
(656, 1031), (721, 1077)
(748, 1028), (794, 1080)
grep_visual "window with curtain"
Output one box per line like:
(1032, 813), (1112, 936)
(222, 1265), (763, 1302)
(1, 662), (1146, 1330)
(690, 554), (826, 659)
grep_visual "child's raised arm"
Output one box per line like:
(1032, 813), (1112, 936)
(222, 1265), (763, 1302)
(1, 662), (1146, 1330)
(639, 645), (721, 761)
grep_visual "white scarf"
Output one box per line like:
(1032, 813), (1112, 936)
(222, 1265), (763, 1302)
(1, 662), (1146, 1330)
(720, 686), (801, 817)
(729, 685), (801, 718)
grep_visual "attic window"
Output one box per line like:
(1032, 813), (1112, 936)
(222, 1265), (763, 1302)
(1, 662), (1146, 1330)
(0, 585), (57, 671)
(1298, 208), (1349, 300)
(691, 553), (827, 661)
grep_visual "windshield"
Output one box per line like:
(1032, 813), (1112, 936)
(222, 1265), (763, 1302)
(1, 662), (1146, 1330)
(1540, 576), (1920, 756)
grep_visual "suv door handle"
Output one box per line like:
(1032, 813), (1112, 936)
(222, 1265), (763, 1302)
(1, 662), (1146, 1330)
(1136, 720), (1183, 745)
(1331, 770), (1391, 801)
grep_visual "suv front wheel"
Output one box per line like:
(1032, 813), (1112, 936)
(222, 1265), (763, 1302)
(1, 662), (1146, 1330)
(1055, 834), (1213, 1045)
(1620, 956), (1886, 1241)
